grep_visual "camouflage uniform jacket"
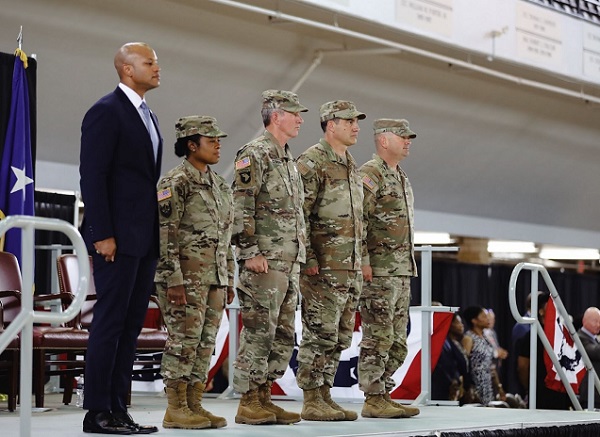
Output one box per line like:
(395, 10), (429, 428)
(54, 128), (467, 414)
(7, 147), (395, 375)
(360, 154), (417, 277)
(297, 139), (363, 271)
(232, 130), (306, 263)
(155, 159), (234, 287)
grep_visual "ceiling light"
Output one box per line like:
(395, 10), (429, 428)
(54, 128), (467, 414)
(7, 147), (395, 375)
(414, 232), (454, 245)
(488, 240), (537, 253)
(489, 252), (529, 260)
(539, 246), (600, 260)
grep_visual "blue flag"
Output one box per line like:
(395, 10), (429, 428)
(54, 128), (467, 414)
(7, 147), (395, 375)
(0, 50), (34, 266)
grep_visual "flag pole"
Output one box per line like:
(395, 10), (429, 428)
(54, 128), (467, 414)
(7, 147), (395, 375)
(17, 26), (23, 51)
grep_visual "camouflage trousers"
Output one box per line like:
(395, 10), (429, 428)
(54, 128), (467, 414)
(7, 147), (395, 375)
(233, 259), (300, 393)
(296, 269), (362, 390)
(358, 275), (410, 394)
(157, 282), (226, 383)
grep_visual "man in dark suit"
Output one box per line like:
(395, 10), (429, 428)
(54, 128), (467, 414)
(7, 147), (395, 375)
(577, 307), (600, 410)
(79, 42), (162, 434)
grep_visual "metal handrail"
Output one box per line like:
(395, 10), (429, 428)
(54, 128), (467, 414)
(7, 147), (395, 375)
(509, 262), (600, 410)
(0, 215), (89, 437)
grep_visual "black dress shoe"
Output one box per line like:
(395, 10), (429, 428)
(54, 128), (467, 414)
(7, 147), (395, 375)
(113, 411), (159, 434)
(83, 411), (132, 435)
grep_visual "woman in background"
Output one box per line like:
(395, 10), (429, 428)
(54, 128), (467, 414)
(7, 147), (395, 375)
(463, 306), (495, 405)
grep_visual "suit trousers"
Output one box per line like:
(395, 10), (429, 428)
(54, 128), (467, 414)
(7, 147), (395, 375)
(83, 252), (157, 412)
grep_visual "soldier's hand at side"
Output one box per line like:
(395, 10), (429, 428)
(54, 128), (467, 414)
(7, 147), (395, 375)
(303, 265), (319, 276)
(361, 265), (373, 282)
(226, 286), (235, 304)
(167, 285), (187, 306)
(245, 255), (269, 273)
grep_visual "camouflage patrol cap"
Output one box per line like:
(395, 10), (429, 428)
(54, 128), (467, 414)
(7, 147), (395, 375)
(319, 100), (366, 122)
(262, 89), (308, 112)
(373, 118), (416, 138)
(175, 115), (227, 139)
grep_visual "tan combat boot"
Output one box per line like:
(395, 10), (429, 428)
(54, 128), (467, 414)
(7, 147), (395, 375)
(163, 380), (211, 429)
(258, 381), (301, 424)
(301, 387), (345, 421)
(384, 392), (420, 417)
(235, 389), (277, 425)
(362, 393), (406, 418)
(187, 382), (227, 428)
(320, 384), (358, 421)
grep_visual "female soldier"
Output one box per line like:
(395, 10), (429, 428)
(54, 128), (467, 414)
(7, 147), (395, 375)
(155, 115), (234, 429)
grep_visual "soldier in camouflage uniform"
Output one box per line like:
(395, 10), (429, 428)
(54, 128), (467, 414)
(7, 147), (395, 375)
(295, 100), (366, 421)
(232, 90), (307, 425)
(359, 118), (420, 419)
(155, 115), (234, 430)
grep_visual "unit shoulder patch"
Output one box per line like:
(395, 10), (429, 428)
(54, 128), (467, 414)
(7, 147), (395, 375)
(239, 171), (251, 184)
(160, 201), (172, 218)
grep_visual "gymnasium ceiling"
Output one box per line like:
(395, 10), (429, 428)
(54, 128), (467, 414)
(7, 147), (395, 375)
(2, 0), (600, 251)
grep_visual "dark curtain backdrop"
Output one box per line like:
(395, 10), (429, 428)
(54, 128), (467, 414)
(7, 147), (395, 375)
(0, 51), (37, 174)
(33, 191), (77, 294)
(411, 259), (600, 389)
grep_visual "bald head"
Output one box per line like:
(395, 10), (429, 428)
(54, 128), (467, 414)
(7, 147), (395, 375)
(582, 307), (600, 335)
(113, 42), (160, 97)
(114, 42), (153, 77)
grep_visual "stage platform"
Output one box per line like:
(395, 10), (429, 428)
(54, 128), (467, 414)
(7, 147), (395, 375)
(2, 392), (600, 436)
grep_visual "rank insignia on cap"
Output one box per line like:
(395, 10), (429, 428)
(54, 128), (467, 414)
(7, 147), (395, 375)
(236, 157), (251, 170)
(157, 187), (172, 201)
(362, 175), (376, 191)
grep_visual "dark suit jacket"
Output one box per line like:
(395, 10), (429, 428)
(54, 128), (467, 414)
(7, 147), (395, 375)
(577, 328), (600, 408)
(80, 87), (162, 257)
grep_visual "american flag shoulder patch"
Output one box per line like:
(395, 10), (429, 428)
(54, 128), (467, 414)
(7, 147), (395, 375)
(297, 159), (315, 176)
(362, 175), (377, 192)
(157, 187), (172, 201)
(235, 157), (251, 170)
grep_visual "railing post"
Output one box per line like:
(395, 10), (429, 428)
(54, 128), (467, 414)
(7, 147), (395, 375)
(19, 220), (35, 437)
(412, 245), (458, 406)
(528, 268), (539, 410)
(418, 245), (432, 404)
(0, 215), (89, 437)
(219, 299), (239, 399)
